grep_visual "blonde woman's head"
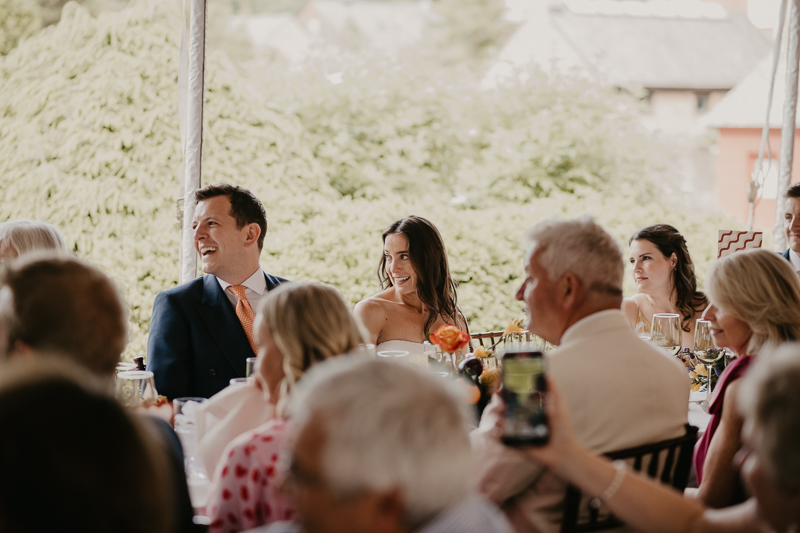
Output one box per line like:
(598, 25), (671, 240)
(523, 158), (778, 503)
(0, 221), (68, 262)
(255, 282), (364, 414)
(705, 249), (800, 355)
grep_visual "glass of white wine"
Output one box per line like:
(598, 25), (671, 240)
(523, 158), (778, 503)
(650, 313), (682, 356)
(693, 319), (724, 401)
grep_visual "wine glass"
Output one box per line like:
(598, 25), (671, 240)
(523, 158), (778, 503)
(650, 313), (681, 356)
(693, 319), (724, 401)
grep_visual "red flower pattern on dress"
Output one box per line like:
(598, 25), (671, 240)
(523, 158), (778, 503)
(206, 418), (293, 533)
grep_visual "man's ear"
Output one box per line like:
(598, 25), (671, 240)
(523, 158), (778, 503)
(561, 273), (581, 310)
(243, 223), (261, 248)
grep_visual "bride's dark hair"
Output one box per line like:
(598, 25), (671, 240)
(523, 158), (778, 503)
(378, 216), (461, 335)
(630, 224), (707, 333)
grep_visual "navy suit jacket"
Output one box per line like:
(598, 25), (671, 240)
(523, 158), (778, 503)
(784, 249), (791, 261)
(147, 272), (288, 400)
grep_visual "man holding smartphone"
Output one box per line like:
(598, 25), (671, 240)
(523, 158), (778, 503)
(472, 217), (689, 533)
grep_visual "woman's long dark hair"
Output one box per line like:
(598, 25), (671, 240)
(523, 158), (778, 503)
(378, 216), (460, 335)
(630, 224), (708, 332)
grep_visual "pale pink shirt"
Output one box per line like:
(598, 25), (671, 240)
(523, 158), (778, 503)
(196, 381), (275, 477)
(206, 418), (294, 532)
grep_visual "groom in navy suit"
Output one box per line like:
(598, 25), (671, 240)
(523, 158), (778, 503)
(147, 183), (287, 400)
(783, 183), (800, 274)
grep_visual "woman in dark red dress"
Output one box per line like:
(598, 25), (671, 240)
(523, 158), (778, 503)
(693, 249), (800, 508)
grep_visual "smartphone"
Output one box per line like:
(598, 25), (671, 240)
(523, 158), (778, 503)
(501, 350), (549, 446)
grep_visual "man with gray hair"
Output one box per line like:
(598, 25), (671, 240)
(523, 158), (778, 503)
(278, 357), (514, 533)
(473, 216), (689, 532)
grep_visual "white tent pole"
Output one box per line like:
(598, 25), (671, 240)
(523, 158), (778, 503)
(775, 0), (800, 251)
(748, 0), (787, 231)
(178, 0), (207, 284)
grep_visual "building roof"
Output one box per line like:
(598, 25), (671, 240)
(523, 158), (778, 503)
(492, 0), (770, 91)
(701, 51), (799, 129)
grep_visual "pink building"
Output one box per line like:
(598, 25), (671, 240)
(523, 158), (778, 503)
(704, 54), (800, 229)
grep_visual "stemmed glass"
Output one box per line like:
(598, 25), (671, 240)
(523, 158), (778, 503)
(650, 313), (682, 356)
(693, 319), (724, 401)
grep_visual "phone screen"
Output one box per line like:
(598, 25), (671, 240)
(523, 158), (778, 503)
(501, 351), (549, 446)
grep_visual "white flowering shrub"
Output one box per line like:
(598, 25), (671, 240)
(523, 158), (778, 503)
(0, 1), (735, 359)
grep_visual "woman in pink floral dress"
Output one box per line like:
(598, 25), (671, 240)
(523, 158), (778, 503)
(205, 282), (365, 532)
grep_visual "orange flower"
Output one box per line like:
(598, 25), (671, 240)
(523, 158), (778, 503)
(479, 367), (501, 388)
(503, 318), (524, 337)
(473, 345), (493, 359)
(430, 325), (470, 354)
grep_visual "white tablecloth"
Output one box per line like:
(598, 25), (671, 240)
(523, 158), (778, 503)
(688, 389), (712, 435)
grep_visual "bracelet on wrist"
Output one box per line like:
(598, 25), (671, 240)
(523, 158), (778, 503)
(589, 460), (627, 509)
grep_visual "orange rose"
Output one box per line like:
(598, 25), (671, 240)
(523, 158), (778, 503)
(430, 325), (470, 354)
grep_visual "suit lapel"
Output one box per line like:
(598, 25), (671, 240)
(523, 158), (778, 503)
(195, 275), (253, 374)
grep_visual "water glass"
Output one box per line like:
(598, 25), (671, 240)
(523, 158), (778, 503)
(650, 313), (682, 356)
(115, 370), (158, 408)
(245, 357), (258, 378)
(173, 398), (210, 511)
(358, 343), (377, 358)
(377, 350), (410, 364)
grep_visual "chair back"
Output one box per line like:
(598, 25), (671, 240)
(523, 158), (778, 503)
(470, 330), (505, 350)
(560, 424), (699, 533)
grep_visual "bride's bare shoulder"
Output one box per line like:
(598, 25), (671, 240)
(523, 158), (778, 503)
(354, 289), (395, 315)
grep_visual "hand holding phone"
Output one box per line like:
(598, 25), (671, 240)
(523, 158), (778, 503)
(501, 350), (549, 446)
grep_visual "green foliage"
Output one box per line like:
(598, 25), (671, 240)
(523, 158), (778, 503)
(428, 0), (512, 65)
(277, 55), (651, 203)
(0, 0), (41, 55)
(0, 1), (737, 361)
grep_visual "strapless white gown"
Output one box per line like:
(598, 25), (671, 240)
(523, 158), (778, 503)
(375, 340), (425, 355)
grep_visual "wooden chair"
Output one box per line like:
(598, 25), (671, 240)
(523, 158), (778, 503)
(470, 330), (505, 350)
(560, 424), (699, 533)
(470, 330), (555, 353)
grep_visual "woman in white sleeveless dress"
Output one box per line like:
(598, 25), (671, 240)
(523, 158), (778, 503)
(355, 215), (469, 355)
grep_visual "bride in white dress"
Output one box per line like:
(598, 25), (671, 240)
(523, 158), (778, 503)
(354, 215), (469, 355)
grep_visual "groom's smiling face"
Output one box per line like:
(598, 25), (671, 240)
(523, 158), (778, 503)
(192, 195), (251, 282)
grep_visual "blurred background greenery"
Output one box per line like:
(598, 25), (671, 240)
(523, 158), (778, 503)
(0, 0), (735, 359)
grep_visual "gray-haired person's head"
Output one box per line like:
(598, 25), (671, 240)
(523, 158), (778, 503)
(524, 216), (624, 301)
(0, 220), (68, 262)
(288, 357), (475, 529)
(738, 343), (800, 496)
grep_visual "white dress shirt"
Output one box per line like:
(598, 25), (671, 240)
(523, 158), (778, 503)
(790, 249), (800, 274)
(472, 309), (689, 533)
(216, 268), (268, 312)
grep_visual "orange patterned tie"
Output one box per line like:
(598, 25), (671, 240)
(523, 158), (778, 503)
(227, 285), (257, 355)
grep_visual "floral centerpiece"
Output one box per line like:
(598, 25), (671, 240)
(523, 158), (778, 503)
(429, 324), (471, 368)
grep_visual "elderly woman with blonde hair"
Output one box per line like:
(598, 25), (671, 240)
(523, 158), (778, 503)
(204, 282), (365, 532)
(0, 220), (68, 261)
(691, 249), (800, 508)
